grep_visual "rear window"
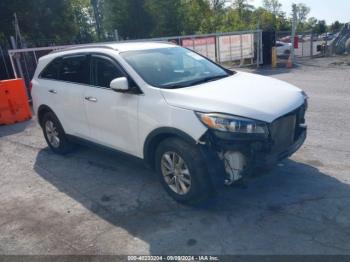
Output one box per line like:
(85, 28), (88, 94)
(40, 58), (61, 80)
(40, 54), (89, 85)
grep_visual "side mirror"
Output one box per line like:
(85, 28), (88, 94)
(110, 77), (130, 92)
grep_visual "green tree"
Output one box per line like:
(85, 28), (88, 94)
(201, 0), (227, 33)
(294, 3), (310, 23)
(181, 0), (212, 34)
(292, 3), (310, 31)
(0, 0), (321, 47)
(263, 0), (281, 28)
(71, 0), (96, 43)
(145, 0), (184, 37)
(0, 0), (95, 46)
(252, 7), (275, 30)
(305, 17), (318, 30)
(263, 0), (281, 16)
(209, 0), (227, 11)
(329, 21), (343, 33)
(232, 0), (254, 20)
(276, 12), (291, 31)
(314, 20), (327, 34)
(103, 0), (152, 39)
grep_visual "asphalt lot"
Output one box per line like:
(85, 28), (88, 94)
(0, 56), (350, 255)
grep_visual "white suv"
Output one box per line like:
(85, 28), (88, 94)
(31, 42), (307, 204)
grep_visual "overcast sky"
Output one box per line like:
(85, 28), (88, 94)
(249, 0), (349, 24)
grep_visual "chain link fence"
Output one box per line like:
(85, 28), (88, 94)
(275, 31), (323, 66)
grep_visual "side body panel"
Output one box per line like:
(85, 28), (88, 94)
(83, 87), (139, 156)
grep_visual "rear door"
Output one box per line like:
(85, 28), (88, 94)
(83, 54), (139, 155)
(56, 54), (91, 138)
(36, 57), (64, 120)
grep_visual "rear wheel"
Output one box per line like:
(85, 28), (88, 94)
(155, 138), (214, 204)
(41, 112), (74, 155)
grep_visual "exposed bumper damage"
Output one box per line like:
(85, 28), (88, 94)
(199, 103), (307, 186)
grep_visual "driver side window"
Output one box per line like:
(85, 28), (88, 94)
(92, 56), (124, 88)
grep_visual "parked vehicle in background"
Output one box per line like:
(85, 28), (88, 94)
(31, 42), (308, 204)
(276, 41), (292, 56)
(280, 35), (304, 43)
(322, 33), (335, 41)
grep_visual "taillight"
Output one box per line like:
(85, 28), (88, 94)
(29, 81), (33, 93)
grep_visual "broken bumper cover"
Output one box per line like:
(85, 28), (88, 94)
(254, 128), (307, 168)
(199, 103), (308, 185)
(200, 125), (307, 185)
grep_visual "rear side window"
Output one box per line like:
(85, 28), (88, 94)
(59, 55), (89, 84)
(40, 58), (61, 80)
(92, 56), (124, 88)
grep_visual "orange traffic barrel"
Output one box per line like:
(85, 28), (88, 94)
(0, 78), (32, 125)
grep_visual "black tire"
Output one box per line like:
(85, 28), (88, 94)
(41, 112), (74, 155)
(155, 137), (214, 204)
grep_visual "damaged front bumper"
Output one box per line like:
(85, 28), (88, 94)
(199, 106), (307, 186)
(254, 128), (306, 167)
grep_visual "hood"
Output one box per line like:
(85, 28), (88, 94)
(161, 71), (304, 123)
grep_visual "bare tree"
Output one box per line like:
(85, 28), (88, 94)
(293, 3), (310, 24)
(263, 0), (282, 16)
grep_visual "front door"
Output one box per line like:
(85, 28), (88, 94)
(84, 54), (139, 155)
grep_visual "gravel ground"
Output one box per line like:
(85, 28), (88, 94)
(0, 56), (349, 255)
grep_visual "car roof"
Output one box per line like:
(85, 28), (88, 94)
(106, 41), (176, 51)
(39, 41), (177, 64)
(34, 41), (178, 77)
(50, 41), (176, 54)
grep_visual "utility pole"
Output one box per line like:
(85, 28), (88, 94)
(14, 13), (24, 48)
(10, 13), (24, 79)
(291, 4), (298, 65)
(9, 36), (24, 79)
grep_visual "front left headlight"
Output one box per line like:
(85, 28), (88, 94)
(196, 112), (268, 137)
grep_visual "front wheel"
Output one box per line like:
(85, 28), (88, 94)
(155, 138), (214, 204)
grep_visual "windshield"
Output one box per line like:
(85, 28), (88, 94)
(120, 47), (233, 89)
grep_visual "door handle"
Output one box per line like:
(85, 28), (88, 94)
(85, 96), (98, 102)
(48, 89), (57, 94)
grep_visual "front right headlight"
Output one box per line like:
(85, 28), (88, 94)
(196, 112), (268, 138)
(301, 91), (309, 111)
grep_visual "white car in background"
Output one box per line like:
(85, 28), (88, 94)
(276, 41), (292, 56)
(31, 42), (308, 204)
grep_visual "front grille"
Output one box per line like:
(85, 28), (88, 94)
(270, 114), (296, 153)
(269, 103), (306, 153)
(270, 104), (306, 153)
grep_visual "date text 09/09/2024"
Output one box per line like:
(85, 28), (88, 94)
(127, 255), (219, 261)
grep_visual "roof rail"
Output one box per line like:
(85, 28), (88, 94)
(50, 44), (116, 54)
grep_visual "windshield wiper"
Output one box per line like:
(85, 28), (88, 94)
(161, 75), (229, 89)
(161, 83), (191, 89)
(186, 74), (229, 87)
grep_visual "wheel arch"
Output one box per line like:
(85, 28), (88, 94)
(37, 105), (59, 127)
(143, 127), (198, 169)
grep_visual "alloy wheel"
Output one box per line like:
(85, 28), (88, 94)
(45, 120), (60, 148)
(161, 151), (191, 195)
